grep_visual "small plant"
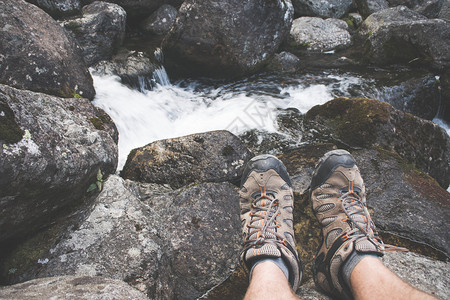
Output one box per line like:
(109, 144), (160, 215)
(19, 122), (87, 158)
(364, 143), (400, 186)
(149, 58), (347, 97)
(87, 169), (103, 192)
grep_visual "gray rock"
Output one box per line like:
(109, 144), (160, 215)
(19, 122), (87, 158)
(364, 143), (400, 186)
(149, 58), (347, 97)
(91, 49), (160, 91)
(0, 275), (148, 299)
(292, 0), (353, 18)
(121, 130), (253, 189)
(25, 0), (82, 18)
(348, 12), (364, 28)
(0, 84), (118, 243)
(34, 175), (174, 298)
(31, 175), (241, 299)
(0, 0), (95, 100)
(267, 51), (301, 72)
(141, 4), (178, 35)
(290, 17), (352, 52)
(354, 0), (389, 18)
(388, 0), (445, 18)
(60, 1), (127, 66)
(439, 0), (450, 20)
(304, 98), (450, 189)
(356, 6), (450, 69)
(354, 149), (450, 256)
(162, 0), (293, 78)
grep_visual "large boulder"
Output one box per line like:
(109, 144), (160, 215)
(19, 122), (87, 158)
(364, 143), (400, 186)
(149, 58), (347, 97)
(0, 84), (118, 244)
(25, 0), (82, 18)
(356, 6), (450, 69)
(140, 4), (178, 35)
(354, 0), (389, 18)
(387, 0), (445, 18)
(292, 0), (353, 18)
(162, 0), (294, 78)
(60, 1), (127, 66)
(0, 0), (95, 100)
(21, 175), (241, 299)
(121, 130), (253, 188)
(289, 17), (352, 52)
(0, 276), (148, 299)
(304, 98), (450, 189)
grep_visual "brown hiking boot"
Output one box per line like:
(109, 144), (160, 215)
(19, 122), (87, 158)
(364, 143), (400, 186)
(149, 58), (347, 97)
(310, 149), (405, 299)
(239, 154), (302, 291)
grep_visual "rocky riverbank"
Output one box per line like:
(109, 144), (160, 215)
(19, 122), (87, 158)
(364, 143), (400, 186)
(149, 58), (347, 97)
(1, 0), (449, 299)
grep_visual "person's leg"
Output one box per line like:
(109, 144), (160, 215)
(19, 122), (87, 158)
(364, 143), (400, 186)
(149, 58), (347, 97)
(310, 149), (436, 299)
(350, 256), (437, 300)
(239, 155), (302, 298)
(244, 261), (301, 300)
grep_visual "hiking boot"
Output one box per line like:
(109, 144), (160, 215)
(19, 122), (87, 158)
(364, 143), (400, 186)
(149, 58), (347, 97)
(310, 149), (404, 299)
(239, 154), (302, 291)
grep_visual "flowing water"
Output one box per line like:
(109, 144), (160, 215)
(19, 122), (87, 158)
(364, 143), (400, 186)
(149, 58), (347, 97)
(91, 68), (450, 172)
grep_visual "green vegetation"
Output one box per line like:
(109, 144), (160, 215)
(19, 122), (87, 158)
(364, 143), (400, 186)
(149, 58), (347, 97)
(87, 169), (103, 193)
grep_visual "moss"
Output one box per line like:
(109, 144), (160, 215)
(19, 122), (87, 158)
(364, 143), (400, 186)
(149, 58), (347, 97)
(89, 117), (105, 130)
(0, 102), (24, 144)
(343, 18), (355, 28)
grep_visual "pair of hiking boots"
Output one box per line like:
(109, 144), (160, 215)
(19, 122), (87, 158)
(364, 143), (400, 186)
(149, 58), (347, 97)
(239, 150), (391, 299)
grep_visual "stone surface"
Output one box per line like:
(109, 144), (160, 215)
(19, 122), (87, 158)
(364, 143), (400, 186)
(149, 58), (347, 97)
(267, 51), (301, 72)
(0, 0), (95, 99)
(356, 6), (450, 69)
(0, 84), (118, 244)
(292, 0), (353, 18)
(0, 276), (148, 299)
(61, 1), (127, 66)
(162, 0), (293, 78)
(121, 130), (253, 188)
(355, 0), (389, 18)
(290, 17), (352, 52)
(16, 175), (242, 300)
(388, 0), (445, 18)
(141, 4), (178, 35)
(26, 0), (82, 18)
(304, 98), (450, 189)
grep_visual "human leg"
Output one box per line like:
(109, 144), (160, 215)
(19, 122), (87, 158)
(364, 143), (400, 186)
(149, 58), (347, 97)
(239, 155), (302, 299)
(310, 149), (436, 299)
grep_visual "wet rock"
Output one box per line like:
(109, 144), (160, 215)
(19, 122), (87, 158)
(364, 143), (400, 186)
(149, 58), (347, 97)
(289, 17), (352, 52)
(60, 1), (127, 66)
(0, 276), (148, 299)
(356, 6), (450, 69)
(0, 84), (118, 244)
(91, 49), (160, 92)
(354, 0), (389, 18)
(121, 130), (253, 189)
(304, 98), (450, 189)
(0, 0), (95, 100)
(292, 0), (353, 18)
(162, 0), (293, 78)
(266, 51), (301, 72)
(141, 4), (178, 35)
(25, 0), (82, 18)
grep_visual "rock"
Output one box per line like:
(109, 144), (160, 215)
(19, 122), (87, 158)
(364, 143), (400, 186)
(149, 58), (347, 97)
(289, 17), (352, 52)
(141, 4), (178, 35)
(438, 69), (450, 123)
(121, 130), (253, 189)
(439, 0), (450, 20)
(25, 0), (82, 18)
(387, 0), (445, 18)
(354, 0), (389, 18)
(91, 49), (160, 91)
(266, 51), (301, 72)
(0, 276), (148, 299)
(347, 12), (364, 28)
(60, 1), (127, 66)
(304, 98), (450, 189)
(292, 0), (353, 18)
(29, 175), (174, 298)
(138, 181), (241, 300)
(0, 84), (118, 244)
(0, 0), (95, 100)
(22, 175), (241, 299)
(356, 6), (450, 69)
(162, 0), (293, 78)
(82, 0), (183, 19)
